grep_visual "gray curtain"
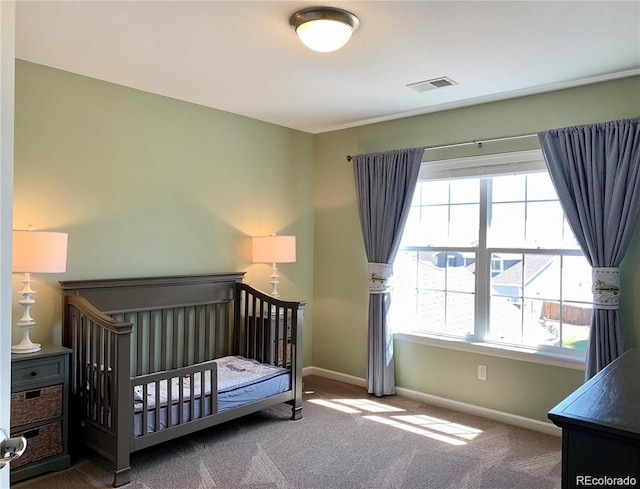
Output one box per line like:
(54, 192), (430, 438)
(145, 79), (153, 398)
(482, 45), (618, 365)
(352, 147), (423, 396)
(538, 117), (640, 379)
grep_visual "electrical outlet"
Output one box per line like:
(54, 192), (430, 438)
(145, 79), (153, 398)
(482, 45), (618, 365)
(477, 364), (487, 381)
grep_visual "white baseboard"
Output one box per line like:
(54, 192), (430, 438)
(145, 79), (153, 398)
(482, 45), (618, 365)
(303, 366), (561, 437)
(303, 366), (366, 388)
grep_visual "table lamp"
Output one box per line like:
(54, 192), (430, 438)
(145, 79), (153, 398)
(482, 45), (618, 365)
(252, 234), (296, 298)
(12, 229), (68, 353)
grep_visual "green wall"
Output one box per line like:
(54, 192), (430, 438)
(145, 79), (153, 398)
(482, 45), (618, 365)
(13, 60), (315, 365)
(313, 76), (640, 422)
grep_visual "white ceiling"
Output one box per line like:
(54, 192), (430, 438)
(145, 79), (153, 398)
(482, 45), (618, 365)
(15, 0), (640, 134)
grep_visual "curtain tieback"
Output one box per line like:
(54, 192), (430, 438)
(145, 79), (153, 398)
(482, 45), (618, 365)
(592, 267), (620, 310)
(368, 262), (393, 294)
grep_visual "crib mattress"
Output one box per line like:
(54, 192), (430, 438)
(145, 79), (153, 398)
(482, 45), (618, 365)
(133, 356), (290, 437)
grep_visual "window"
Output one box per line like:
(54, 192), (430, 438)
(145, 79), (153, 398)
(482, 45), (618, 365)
(490, 256), (503, 275)
(391, 150), (591, 358)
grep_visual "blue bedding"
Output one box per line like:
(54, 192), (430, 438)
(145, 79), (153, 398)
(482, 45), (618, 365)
(133, 356), (291, 436)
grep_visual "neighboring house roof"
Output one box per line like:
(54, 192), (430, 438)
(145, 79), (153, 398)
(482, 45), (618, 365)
(443, 252), (555, 288)
(416, 259), (474, 292)
(490, 254), (556, 287)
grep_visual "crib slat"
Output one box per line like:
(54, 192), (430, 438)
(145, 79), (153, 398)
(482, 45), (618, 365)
(98, 325), (104, 424)
(167, 376), (172, 429)
(162, 309), (169, 372)
(222, 303), (230, 355)
(195, 306), (202, 364)
(258, 299), (266, 363)
(183, 307), (190, 368)
(204, 304), (212, 361)
(200, 371), (205, 420)
(154, 381), (160, 434)
(109, 323), (116, 429)
(283, 311), (290, 367)
(251, 295), (258, 359)
(178, 376), (184, 425)
(136, 312), (143, 376)
(90, 322), (97, 422)
(142, 383), (148, 436)
(173, 308), (179, 369)
(190, 373), (195, 421)
(242, 294), (250, 357)
(274, 305), (281, 366)
(78, 312), (86, 417)
(149, 311), (157, 374)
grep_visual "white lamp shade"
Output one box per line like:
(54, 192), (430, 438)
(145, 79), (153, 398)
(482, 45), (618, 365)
(296, 19), (354, 52)
(13, 230), (68, 273)
(252, 235), (296, 264)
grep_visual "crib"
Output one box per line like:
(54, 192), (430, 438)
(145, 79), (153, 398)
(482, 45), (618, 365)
(60, 273), (305, 487)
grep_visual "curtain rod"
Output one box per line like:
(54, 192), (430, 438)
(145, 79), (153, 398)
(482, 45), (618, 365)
(345, 132), (539, 162)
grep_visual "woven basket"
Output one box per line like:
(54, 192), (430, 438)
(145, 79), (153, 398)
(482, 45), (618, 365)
(10, 422), (62, 468)
(10, 384), (62, 427)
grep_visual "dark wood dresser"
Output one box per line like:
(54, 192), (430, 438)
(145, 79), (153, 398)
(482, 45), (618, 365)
(549, 349), (640, 489)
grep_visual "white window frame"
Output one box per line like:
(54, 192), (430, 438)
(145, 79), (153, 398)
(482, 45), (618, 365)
(393, 149), (586, 370)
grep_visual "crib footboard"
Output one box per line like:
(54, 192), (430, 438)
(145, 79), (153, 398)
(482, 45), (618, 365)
(62, 294), (133, 488)
(234, 283), (306, 420)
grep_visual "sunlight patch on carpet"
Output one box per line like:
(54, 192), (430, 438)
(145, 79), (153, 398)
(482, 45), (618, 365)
(332, 398), (405, 413)
(393, 414), (483, 440)
(364, 415), (468, 446)
(308, 398), (362, 413)
(308, 397), (405, 414)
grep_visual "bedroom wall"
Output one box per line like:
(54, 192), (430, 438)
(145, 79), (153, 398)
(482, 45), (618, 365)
(313, 76), (640, 423)
(12, 60), (315, 366)
(14, 59), (640, 426)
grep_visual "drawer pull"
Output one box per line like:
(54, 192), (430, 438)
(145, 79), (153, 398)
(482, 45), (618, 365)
(22, 429), (39, 439)
(25, 390), (41, 400)
(30, 371), (37, 377)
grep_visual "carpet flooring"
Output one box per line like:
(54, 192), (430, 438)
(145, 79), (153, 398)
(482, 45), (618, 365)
(13, 375), (561, 489)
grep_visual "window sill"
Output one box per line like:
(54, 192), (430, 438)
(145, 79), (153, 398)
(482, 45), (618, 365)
(394, 332), (586, 370)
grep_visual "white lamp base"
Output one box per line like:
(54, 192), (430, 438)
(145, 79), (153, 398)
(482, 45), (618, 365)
(11, 335), (41, 354)
(269, 263), (281, 298)
(12, 272), (41, 353)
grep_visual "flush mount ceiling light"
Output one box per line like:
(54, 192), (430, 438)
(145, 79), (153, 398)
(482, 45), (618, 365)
(289, 6), (360, 53)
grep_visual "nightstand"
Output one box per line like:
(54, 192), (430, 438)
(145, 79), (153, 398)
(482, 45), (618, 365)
(10, 345), (71, 483)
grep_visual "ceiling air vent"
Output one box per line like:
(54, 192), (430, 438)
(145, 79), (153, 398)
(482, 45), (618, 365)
(407, 77), (458, 93)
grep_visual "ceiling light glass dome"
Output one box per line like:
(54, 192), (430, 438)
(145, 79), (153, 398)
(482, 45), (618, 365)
(289, 7), (360, 53)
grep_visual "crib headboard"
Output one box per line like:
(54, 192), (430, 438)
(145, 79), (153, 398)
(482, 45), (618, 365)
(60, 273), (245, 317)
(60, 273), (244, 375)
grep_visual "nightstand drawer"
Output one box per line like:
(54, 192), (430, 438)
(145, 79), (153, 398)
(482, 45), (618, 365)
(11, 357), (65, 390)
(10, 422), (63, 469)
(11, 384), (63, 427)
